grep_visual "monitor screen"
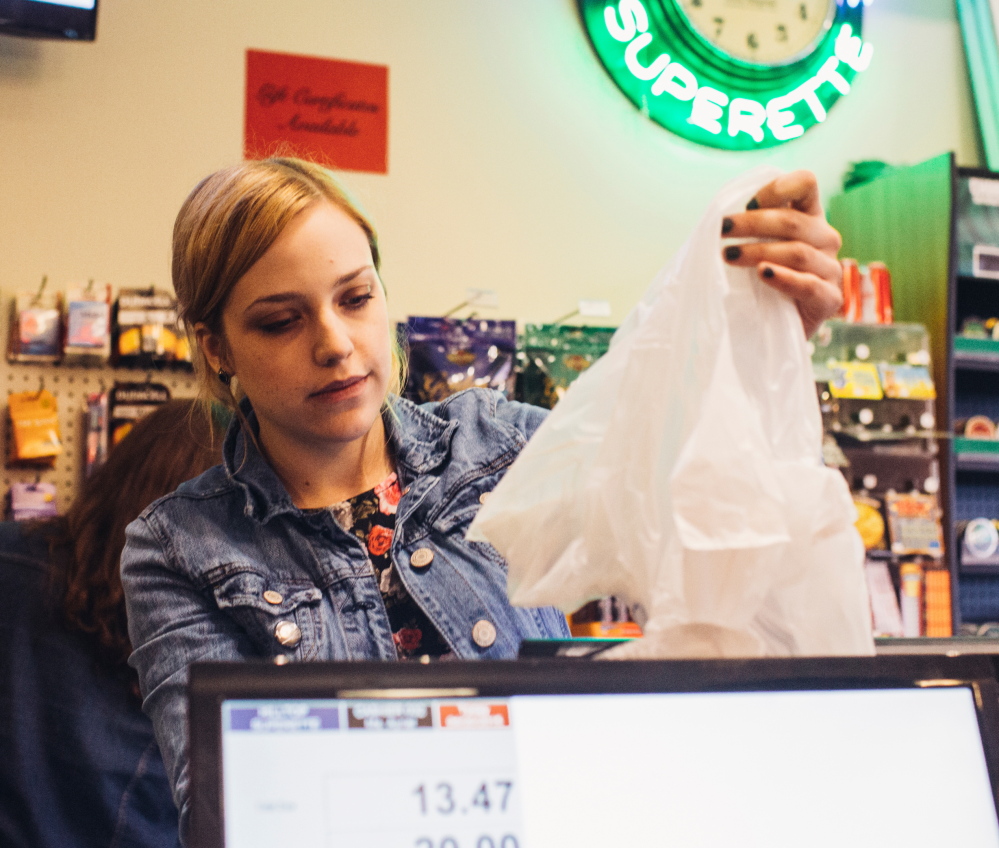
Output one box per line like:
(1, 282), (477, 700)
(0, 0), (98, 40)
(219, 686), (999, 847)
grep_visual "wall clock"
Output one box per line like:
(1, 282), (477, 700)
(577, 0), (874, 150)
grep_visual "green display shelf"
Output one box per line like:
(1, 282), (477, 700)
(954, 337), (999, 356)
(955, 437), (999, 455)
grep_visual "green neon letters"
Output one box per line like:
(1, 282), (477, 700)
(578, 0), (870, 150)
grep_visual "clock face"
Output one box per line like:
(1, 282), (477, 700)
(676, 0), (837, 67)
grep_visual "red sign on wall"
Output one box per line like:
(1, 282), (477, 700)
(245, 49), (388, 174)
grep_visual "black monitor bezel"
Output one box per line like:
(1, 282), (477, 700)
(188, 655), (999, 848)
(0, 0), (97, 41)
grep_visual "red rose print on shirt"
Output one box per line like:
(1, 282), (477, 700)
(395, 628), (423, 652)
(376, 473), (402, 515)
(367, 524), (393, 557)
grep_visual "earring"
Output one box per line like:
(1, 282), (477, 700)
(217, 368), (231, 386)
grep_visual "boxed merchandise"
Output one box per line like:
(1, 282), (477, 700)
(884, 491), (944, 558)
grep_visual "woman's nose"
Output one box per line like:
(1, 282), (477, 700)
(313, 310), (354, 365)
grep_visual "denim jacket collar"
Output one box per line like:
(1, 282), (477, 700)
(221, 396), (457, 524)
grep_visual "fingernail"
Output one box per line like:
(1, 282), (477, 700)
(721, 217), (734, 235)
(746, 197), (760, 211)
(762, 266), (775, 279)
(724, 246), (741, 261)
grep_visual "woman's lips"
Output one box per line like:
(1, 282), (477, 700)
(309, 375), (367, 400)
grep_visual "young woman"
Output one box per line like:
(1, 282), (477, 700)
(0, 399), (224, 848)
(120, 157), (844, 837)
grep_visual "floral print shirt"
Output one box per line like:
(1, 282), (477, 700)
(330, 473), (453, 660)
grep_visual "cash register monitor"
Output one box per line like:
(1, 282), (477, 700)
(188, 655), (999, 848)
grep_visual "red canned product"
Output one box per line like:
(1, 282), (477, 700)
(868, 261), (893, 324)
(840, 258), (862, 322)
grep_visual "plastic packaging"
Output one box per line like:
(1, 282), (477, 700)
(469, 167), (874, 659)
(400, 317), (517, 402)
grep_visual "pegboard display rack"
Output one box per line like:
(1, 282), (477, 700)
(4, 363), (199, 514)
(2, 303), (198, 514)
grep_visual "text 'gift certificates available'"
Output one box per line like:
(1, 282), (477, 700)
(245, 49), (388, 174)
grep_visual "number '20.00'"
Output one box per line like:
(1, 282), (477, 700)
(415, 837), (519, 848)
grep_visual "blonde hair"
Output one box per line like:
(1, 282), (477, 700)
(172, 157), (405, 414)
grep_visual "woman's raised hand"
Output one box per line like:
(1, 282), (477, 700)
(721, 169), (844, 339)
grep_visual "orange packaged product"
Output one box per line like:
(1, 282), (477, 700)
(7, 389), (62, 466)
(923, 567), (952, 638)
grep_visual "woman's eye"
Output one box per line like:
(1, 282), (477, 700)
(342, 290), (375, 310)
(258, 316), (298, 334)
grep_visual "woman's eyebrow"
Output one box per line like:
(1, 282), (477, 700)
(243, 266), (375, 313)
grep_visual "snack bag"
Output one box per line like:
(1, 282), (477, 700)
(400, 317), (517, 402)
(518, 324), (616, 409)
(469, 167), (873, 659)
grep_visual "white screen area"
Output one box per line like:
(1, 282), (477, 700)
(24, 1), (95, 9)
(221, 687), (999, 848)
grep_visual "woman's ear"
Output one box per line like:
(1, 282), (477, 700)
(195, 323), (230, 375)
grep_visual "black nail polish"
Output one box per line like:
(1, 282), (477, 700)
(762, 266), (775, 278)
(721, 217), (734, 235)
(746, 197), (760, 211)
(724, 246), (742, 261)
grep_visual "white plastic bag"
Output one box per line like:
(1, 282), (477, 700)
(468, 167), (873, 658)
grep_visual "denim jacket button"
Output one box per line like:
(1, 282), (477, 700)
(274, 620), (302, 648)
(471, 619), (497, 648)
(263, 590), (283, 605)
(478, 492), (492, 505)
(410, 548), (434, 569)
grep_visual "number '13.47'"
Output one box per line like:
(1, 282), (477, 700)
(413, 781), (513, 815)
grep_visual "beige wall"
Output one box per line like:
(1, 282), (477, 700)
(0, 0), (982, 328)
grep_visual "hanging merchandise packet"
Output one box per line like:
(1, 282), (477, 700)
(469, 167), (874, 659)
(64, 280), (112, 364)
(109, 382), (170, 446)
(113, 288), (191, 368)
(401, 317), (517, 403)
(517, 324), (617, 409)
(8, 287), (62, 363)
(8, 389), (62, 466)
(9, 481), (59, 521)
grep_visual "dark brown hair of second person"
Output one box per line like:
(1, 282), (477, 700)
(33, 400), (223, 684)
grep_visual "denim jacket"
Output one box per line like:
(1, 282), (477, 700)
(121, 389), (570, 838)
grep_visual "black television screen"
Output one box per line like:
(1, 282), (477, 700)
(0, 0), (97, 41)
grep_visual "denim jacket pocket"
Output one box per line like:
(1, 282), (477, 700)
(204, 564), (322, 659)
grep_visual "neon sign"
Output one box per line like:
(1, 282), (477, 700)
(578, 0), (872, 150)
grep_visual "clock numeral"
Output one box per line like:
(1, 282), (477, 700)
(776, 23), (788, 42)
(713, 16), (723, 37)
(747, 32), (759, 50)
(690, 0), (702, 6)
(799, 3), (808, 20)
